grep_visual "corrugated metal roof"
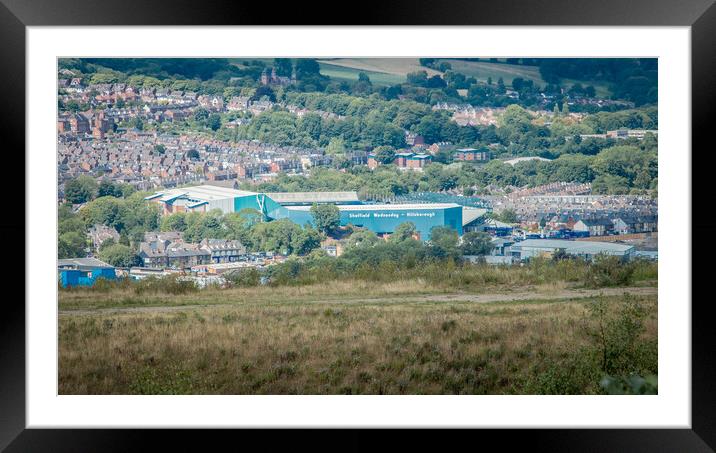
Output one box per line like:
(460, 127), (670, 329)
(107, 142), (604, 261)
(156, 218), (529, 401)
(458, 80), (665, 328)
(58, 257), (113, 269)
(146, 185), (258, 202)
(462, 208), (488, 226)
(515, 239), (634, 254)
(266, 192), (359, 204)
(285, 203), (461, 212)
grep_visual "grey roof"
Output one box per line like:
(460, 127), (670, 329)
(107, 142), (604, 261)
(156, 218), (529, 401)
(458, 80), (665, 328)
(578, 218), (614, 227)
(200, 239), (246, 251)
(266, 191), (359, 204)
(166, 247), (210, 257)
(462, 207), (488, 226)
(285, 203), (461, 212)
(145, 185), (257, 203)
(58, 257), (113, 269)
(514, 239), (634, 254)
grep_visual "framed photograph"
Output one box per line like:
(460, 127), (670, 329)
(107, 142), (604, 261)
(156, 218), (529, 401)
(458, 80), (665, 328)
(4, 0), (715, 449)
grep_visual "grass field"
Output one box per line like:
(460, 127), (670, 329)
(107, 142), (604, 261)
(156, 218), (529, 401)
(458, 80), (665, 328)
(58, 282), (657, 395)
(318, 58), (442, 77)
(437, 59), (613, 97)
(318, 63), (406, 87)
(230, 57), (613, 96)
(317, 58), (445, 87)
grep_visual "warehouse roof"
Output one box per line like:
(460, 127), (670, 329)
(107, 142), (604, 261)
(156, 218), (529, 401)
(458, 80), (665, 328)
(514, 239), (633, 254)
(284, 203), (461, 212)
(145, 185), (257, 202)
(266, 191), (359, 204)
(503, 156), (552, 166)
(462, 207), (488, 226)
(58, 257), (114, 269)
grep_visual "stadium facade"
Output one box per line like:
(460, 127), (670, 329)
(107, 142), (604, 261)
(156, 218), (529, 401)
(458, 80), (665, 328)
(145, 185), (466, 240)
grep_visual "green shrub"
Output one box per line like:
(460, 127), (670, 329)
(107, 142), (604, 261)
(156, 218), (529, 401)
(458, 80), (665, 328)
(133, 275), (197, 295)
(584, 255), (635, 287)
(225, 268), (262, 287)
(584, 293), (656, 376)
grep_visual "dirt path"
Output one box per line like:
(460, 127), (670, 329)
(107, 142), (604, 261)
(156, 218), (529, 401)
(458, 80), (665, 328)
(59, 286), (657, 317)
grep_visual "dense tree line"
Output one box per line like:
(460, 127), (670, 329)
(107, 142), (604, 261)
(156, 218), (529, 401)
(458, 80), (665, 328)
(61, 57), (656, 115)
(240, 132), (656, 197)
(58, 190), (160, 259)
(439, 58), (657, 106)
(261, 223), (493, 286)
(160, 208), (323, 256)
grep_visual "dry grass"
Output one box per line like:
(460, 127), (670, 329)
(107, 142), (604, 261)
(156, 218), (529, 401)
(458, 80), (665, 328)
(59, 293), (657, 395)
(59, 258), (658, 312)
(535, 281), (569, 295)
(59, 279), (449, 311)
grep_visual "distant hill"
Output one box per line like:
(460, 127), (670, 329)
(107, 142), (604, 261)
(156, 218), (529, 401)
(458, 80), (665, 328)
(436, 59), (613, 98)
(317, 58), (442, 87)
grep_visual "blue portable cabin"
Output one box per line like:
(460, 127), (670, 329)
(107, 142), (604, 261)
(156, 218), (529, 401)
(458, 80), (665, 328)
(58, 258), (116, 288)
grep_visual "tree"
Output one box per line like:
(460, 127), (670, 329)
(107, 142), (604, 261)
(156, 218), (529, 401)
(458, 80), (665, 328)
(552, 248), (571, 261)
(357, 72), (371, 84)
(295, 59), (321, 78)
(390, 222), (417, 243)
(208, 113), (222, 131)
(460, 232), (494, 256)
(99, 243), (140, 267)
(345, 229), (380, 250)
(407, 70), (428, 86)
(496, 77), (506, 94)
(414, 115), (445, 144)
(222, 209), (262, 245)
(58, 231), (87, 258)
(98, 179), (122, 198)
(98, 237), (116, 252)
(64, 176), (98, 204)
(154, 144), (166, 155)
(426, 75), (446, 88)
(249, 219), (321, 256)
(274, 58), (293, 77)
(310, 203), (340, 235)
(130, 116), (144, 131)
(373, 146), (396, 165)
(194, 108), (209, 122)
(325, 137), (346, 155)
(252, 85), (276, 102)
(496, 208), (518, 223)
(161, 212), (188, 232)
(592, 174), (630, 195)
(427, 226), (460, 259)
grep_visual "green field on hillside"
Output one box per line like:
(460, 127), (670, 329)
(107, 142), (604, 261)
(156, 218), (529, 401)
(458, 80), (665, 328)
(318, 63), (406, 87)
(230, 58), (613, 97)
(438, 59), (612, 97)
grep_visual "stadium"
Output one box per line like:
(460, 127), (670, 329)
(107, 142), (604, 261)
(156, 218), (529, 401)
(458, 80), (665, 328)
(145, 185), (480, 240)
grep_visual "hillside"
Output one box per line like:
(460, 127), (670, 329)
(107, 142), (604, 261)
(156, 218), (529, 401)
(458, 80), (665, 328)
(437, 59), (613, 97)
(317, 58), (442, 86)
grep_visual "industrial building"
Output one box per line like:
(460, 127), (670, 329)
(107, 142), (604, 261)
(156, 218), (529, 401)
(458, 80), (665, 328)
(146, 185), (464, 240)
(281, 203), (463, 240)
(510, 239), (635, 262)
(58, 257), (116, 287)
(264, 191), (361, 206)
(144, 185), (273, 216)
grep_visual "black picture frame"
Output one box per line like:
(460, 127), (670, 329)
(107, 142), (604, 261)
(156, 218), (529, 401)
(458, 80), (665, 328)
(2, 0), (714, 450)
